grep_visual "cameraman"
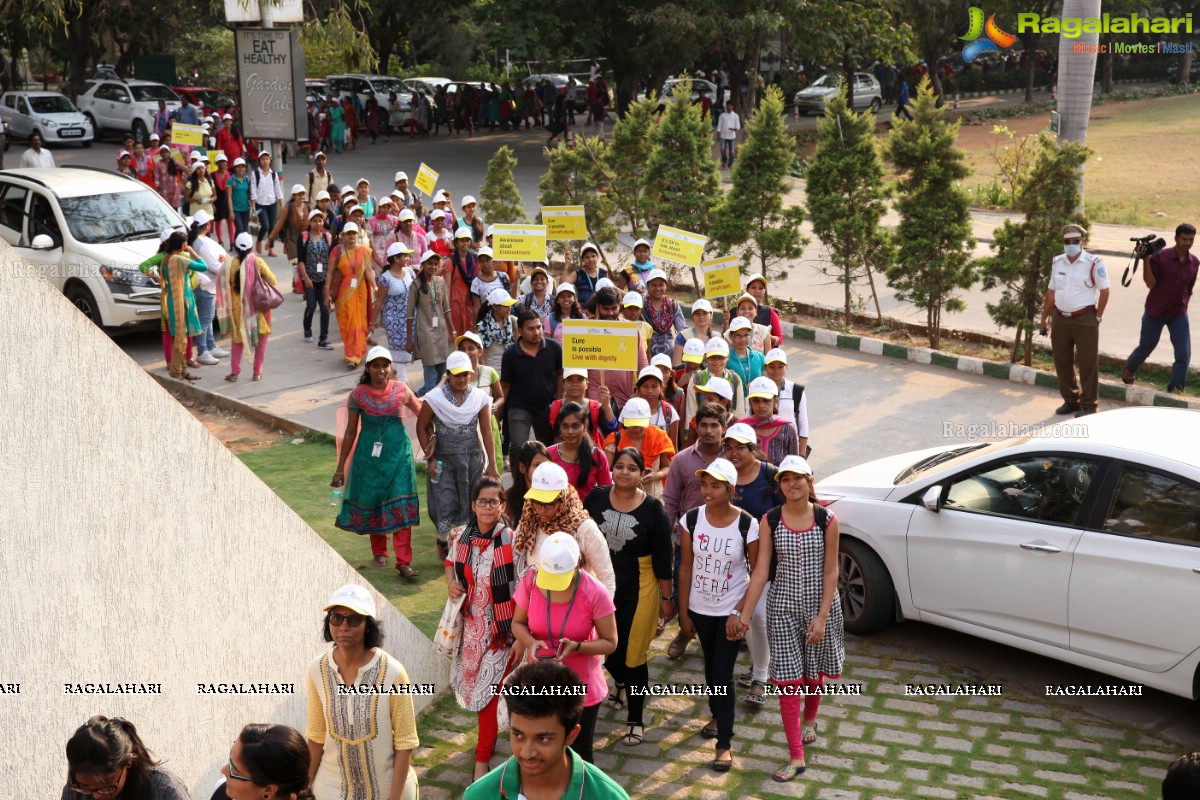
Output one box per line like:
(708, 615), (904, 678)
(1040, 224), (1110, 418)
(1122, 223), (1197, 393)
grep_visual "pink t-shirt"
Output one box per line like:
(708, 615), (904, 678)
(548, 444), (612, 501)
(515, 569), (615, 707)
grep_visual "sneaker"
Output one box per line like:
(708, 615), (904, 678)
(196, 352), (219, 366)
(1054, 401), (1081, 415)
(318, 341), (333, 350)
(667, 629), (693, 660)
(209, 346), (229, 358)
(304, 334), (314, 343)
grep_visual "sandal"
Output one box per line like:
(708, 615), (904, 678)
(699, 720), (718, 740)
(1122, 368), (1136, 385)
(745, 680), (766, 706)
(252, 374), (263, 381)
(711, 753), (733, 772)
(178, 372), (201, 383)
(802, 722), (819, 745)
(371, 556), (388, 568)
(606, 684), (626, 710)
(225, 373), (239, 382)
(622, 723), (643, 746)
(773, 763), (806, 782)
(737, 672), (753, 689)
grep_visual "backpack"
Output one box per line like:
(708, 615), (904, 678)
(764, 503), (830, 582)
(787, 382), (805, 422)
(682, 507), (758, 566)
(549, 398), (601, 433)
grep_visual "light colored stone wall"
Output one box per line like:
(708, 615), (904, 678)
(0, 244), (450, 798)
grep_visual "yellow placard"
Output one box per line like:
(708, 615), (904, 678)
(561, 320), (641, 372)
(652, 224), (707, 268)
(171, 122), (204, 147)
(491, 224), (548, 262)
(542, 205), (587, 241)
(414, 163), (439, 197)
(208, 150), (225, 170)
(701, 255), (741, 299)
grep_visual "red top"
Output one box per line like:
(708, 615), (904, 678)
(1145, 247), (1199, 319)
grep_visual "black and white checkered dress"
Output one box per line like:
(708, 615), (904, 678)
(766, 508), (845, 683)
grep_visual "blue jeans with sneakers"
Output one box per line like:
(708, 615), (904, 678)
(194, 288), (216, 354)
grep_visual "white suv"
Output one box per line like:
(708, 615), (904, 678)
(0, 167), (184, 331)
(325, 74), (413, 125)
(76, 79), (181, 144)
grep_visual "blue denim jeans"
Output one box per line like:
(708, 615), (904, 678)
(303, 281), (330, 342)
(233, 210), (251, 236)
(1125, 311), (1191, 391)
(256, 204), (278, 244)
(194, 288), (216, 353)
(720, 138), (736, 166)
(418, 362), (445, 396)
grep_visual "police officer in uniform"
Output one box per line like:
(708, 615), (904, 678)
(1039, 224), (1110, 417)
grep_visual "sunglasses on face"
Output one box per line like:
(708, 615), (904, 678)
(227, 746), (256, 783)
(1063, 238), (1081, 245)
(328, 613), (367, 627)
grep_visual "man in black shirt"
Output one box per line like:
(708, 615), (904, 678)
(501, 309), (563, 461)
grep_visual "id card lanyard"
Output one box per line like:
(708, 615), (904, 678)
(543, 577), (580, 655)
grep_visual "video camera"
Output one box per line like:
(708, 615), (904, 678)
(1123, 234), (1167, 287)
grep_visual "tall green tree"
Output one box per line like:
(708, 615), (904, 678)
(711, 86), (807, 281)
(805, 90), (890, 325)
(900, 0), (972, 100)
(978, 133), (1091, 365)
(643, 77), (723, 278)
(601, 94), (658, 240)
(538, 136), (620, 268)
(884, 78), (975, 349)
(478, 145), (528, 224)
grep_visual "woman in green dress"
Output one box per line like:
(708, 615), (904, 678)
(332, 345), (423, 576)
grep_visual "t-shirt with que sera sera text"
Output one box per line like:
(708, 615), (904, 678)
(679, 506), (758, 616)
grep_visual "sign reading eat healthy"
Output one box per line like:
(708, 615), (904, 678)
(561, 320), (641, 372)
(234, 29), (307, 141)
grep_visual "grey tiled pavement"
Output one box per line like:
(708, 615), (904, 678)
(409, 627), (1181, 799)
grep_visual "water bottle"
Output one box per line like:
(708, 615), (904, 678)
(330, 485), (343, 506)
(430, 459), (443, 484)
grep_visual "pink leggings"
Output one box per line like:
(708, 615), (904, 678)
(776, 676), (824, 760)
(230, 334), (269, 376)
(162, 332), (194, 363)
(370, 529), (412, 566)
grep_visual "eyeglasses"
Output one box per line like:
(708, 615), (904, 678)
(328, 612), (367, 627)
(69, 768), (125, 796)
(227, 746), (256, 783)
(474, 498), (503, 508)
(530, 497), (560, 509)
(1063, 238), (1082, 244)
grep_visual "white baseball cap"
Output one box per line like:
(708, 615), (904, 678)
(633, 237), (652, 249)
(526, 461), (570, 503)
(619, 397), (652, 427)
(323, 584), (376, 617)
(696, 376), (733, 402)
(117, 149), (131, 158)
(341, 221), (360, 235)
(234, 232), (254, 250)
(191, 209), (212, 226)
(487, 288), (517, 307)
(776, 455), (814, 478)
(419, 249), (439, 264)
(356, 177), (370, 186)
(645, 268), (668, 285)
(556, 282), (576, 296)
(433, 190), (448, 203)
(682, 338), (706, 364)
(291, 183), (306, 196)
(476, 246), (494, 259)
(651, 353), (674, 371)
(314, 151), (327, 159)
(454, 226), (473, 240)
(386, 241), (413, 258)
(316, 190), (331, 202)
(398, 209), (416, 222)
(215, 152), (228, 162)
(158, 228), (177, 242)
(746, 274), (767, 289)
(190, 150), (204, 161)
(149, 132), (161, 141)
(747, 376), (779, 400)
(563, 367), (589, 380)
(636, 366), (663, 386)
(223, 113), (233, 120)
(529, 264), (552, 279)
(765, 348), (788, 365)
(735, 292), (758, 307)
(341, 184), (355, 195)
(691, 298), (713, 315)
(695, 456), (738, 485)
(595, 277), (616, 292)
(580, 242), (599, 257)
(456, 331), (484, 349)
(726, 316), (753, 337)
(365, 345), (392, 364)
(723, 422), (758, 446)
(485, 224), (495, 237)
(536, 532), (581, 591)
(232, 157), (246, 167)
(394, 170), (409, 182)
(308, 209), (325, 221)
(378, 195), (396, 208)
(622, 292), (643, 309)
(704, 338), (730, 357)
(446, 351), (475, 375)
(461, 194), (477, 207)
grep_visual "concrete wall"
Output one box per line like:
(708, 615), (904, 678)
(0, 245), (450, 797)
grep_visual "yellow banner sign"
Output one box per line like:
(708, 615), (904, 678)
(561, 320), (641, 372)
(542, 205), (587, 241)
(491, 224), (548, 262)
(652, 224), (707, 268)
(171, 122), (204, 147)
(414, 163), (439, 197)
(701, 255), (741, 299)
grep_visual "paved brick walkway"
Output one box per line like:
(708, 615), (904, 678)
(410, 627), (1178, 799)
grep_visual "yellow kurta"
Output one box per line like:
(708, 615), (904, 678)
(227, 255), (277, 340)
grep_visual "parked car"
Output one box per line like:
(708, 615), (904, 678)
(325, 74), (412, 125)
(402, 77), (452, 98)
(0, 167), (184, 330)
(818, 406), (1200, 699)
(76, 79), (181, 144)
(0, 91), (94, 147)
(660, 77), (719, 104)
(305, 79), (329, 103)
(172, 86), (237, 117)
(521, 74), (587, 111)
(793, 71), (883, 115)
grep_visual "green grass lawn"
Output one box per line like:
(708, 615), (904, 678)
(237, 439), (447, 639)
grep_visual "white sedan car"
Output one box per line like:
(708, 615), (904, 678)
(818, 407), (1200, 699)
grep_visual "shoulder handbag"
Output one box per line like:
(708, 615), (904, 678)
(250, 259), (285, 312)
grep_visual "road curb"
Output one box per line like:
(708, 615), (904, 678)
(782, 320), (1200, 410)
